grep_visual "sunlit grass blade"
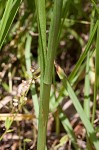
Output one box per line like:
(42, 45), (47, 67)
(55, 64), (99, 150)
(0, 0), (22, 49)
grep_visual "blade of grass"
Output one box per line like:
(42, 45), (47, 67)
(68, 20), (98, 82)
(59, 107), (80, 150)
(25, 33), (39, 119)
(51, 48), (95, 112)
(84, 9), (95, 150)
(35, 0), (46, 76)
(84, 7), (95, 120)
(0, 0), (13, 45)
(84, 8), (96, 149)
(55, 64), (99, 150)
(0, 0), (22, 49)
(84, 51), (90, 118)
(91, 0), (99, 14)
(84, 50), (91, 149)
(0, 0), (7, 18)
(50, 90), (80, 149)
(56, 0), (71, 46)
(44, 0), (63, 84)
(92, 20), (99, 124)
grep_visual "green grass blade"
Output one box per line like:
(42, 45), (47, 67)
(92, 20), (99, 124)
(68, 21), (98, 81)
(25, 33), (39, 118)
(35, 0), (46, 76)
(0, 0), (7, 17)
(56, 0), (71, 47)
(52, 48), (95, 113)
(91, 0), (99, 14)
(55, 64), (99, 150)
(25, 34), (32, 75)
(84, 8), (95, 121)
(59, 107), (80, 150)
(0, 0), (22, 49)
(84, 50), (90, 118)
(0, 0), (13, 46)
(44, 0), (63, 84)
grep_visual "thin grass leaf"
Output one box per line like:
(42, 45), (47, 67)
(92, 20), (99, 124)
(91, 0), (99, 14)
(0, 0), (13, 45)
(44, 0), (63, 84)
(56, 0), (71, 47)
(0, 0), (22, 49)
(25, 34), (32, 75)
(84, 51), (90, 118)
(59, 107), (80, 150)
(25, 33), (39, 118)
(35, 0), (46, 76)
(84, 8), (95, 121)
(52, 48), (95, 113)
(0, 0), (7, 17)
(68, 21), (98, 81)
(55, 64), (99, 150)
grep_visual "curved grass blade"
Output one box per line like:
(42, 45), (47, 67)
(68, 21), (98, 81)
(55, 64), (99, 150)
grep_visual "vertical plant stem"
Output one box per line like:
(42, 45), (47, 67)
(44, 1), (63, 84)
(84, 9), (95, 149)
(37, 0), (63, 150)
(84, 8), (95, 119)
